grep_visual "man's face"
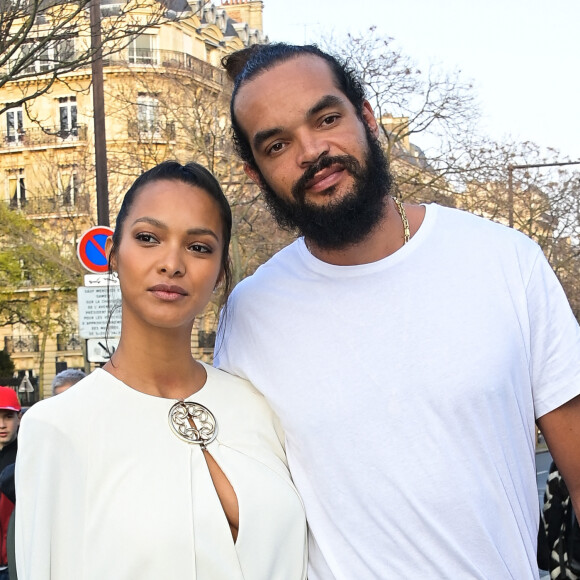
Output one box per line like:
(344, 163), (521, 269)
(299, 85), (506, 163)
(54, 383), (73, 396)
(234, 55), (392, 249)
(0, 410), (20, 448)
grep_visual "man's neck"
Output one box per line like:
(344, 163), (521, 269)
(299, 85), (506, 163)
(0, 437), (16, 452)
(306, 198), (425, 266)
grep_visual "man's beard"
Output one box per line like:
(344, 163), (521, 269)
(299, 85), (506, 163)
(258, 127), (393, 250)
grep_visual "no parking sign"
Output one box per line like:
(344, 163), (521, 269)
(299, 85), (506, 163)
(77, 226), (114, 273)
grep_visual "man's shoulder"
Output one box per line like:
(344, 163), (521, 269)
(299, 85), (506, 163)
(231, 239), (302, 295)
(431, 204), (541, 252)
(204, 365), (276, 420)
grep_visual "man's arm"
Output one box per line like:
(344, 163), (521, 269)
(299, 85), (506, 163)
(537, 394), (580, 519)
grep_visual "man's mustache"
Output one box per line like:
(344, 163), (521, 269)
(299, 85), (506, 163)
(291, 155), (363, 202)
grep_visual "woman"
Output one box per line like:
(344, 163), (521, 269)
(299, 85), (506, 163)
(15, 161), (307, 580)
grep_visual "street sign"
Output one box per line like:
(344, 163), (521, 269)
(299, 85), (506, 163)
(18, 374), (34, 394)
(77, 226), (114, 273)
(77, 286), (122, 339)
(84, 273), (119, 287)
(87, 338), (120, 363)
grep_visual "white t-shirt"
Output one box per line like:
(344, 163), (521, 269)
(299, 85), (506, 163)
(215, 204), (580, 579)
(15, 364), (307, 580)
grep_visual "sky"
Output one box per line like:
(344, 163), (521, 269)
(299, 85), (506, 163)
(260, 0), (580, 161)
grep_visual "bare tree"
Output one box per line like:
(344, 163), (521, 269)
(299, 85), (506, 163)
(324, 27), (481, 205)
(0, 0), (178, 115)
(453, 139), (580, 319)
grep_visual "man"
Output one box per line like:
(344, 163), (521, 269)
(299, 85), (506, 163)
(51, 368), (86, 396)
(0, 388), (20, 580)
(215, 43), (580, 579)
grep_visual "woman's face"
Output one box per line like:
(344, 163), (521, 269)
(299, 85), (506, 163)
(108, 179), (225, 332)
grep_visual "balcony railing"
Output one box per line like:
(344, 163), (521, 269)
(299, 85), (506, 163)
(0, 123), (87, 150)
(5, 335), (39, 353)
(127, 120), (176, 142)
(3, 49), (226, 86)
(104, 49), (227, 85)
(57, 333), (82, 351)
(5, 193), (91, 216)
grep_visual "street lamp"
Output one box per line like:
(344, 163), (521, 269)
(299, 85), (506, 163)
(507, 160), (580, 228)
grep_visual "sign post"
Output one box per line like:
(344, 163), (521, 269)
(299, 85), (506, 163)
(77, 226), (119, 369)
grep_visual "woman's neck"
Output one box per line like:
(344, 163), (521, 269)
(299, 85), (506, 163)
(103, 321), (207, 399)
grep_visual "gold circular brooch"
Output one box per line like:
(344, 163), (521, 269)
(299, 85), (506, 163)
(168, 401), (218, 447)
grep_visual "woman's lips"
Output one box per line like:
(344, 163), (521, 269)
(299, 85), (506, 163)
(148, 284), (188, 301)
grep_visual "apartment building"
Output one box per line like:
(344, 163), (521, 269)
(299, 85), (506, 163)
(0, 0), (265, 397)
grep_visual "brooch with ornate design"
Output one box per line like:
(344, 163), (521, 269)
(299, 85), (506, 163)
(168, 401), (218, 448)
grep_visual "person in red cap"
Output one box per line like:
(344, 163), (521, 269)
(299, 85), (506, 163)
(0, 387), (20, 580)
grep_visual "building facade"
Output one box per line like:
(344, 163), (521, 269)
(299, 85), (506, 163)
(0, 0), (265, 397)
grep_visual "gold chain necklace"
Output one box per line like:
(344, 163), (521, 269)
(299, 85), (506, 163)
(392, 197), (410, 245)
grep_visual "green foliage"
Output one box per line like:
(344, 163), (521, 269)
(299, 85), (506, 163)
(0, 202), (83, 328)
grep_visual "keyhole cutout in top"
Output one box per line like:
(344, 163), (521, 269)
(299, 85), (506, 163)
(185, 413), (239, 542)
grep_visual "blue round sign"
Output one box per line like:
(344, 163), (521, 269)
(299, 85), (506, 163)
(77, 226), (114, 273)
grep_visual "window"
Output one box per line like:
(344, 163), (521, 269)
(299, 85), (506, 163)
(101, 3), (122, 17)
(6, 108), (24, 143)
(59, 169), (78, 207)
(8, 169), (26, 209)
(17, 38), (75, 75)
(137, 94), (160, 137)
(37, 45), (52, 72)
(55, 38), (75, 63)
(19, 258), (31, 283)
(183, 33), (192, 55)
(198, 330), (216, 349)
(59, 97), (77, 137)
(129, 35), (156, 65)
(204, 42), (219, 66)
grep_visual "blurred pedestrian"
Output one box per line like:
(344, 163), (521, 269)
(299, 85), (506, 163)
(51, 369), (86, 396)
(539, 462), (580, 579)
(0, 388), (20, 580)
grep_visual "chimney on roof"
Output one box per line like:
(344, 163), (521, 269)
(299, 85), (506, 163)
(221, 0), (263, 32)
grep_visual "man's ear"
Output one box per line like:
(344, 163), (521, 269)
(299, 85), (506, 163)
(244, 162), (264, 188)
(105, 236), (116, 271)
(361, 100), (379, 139)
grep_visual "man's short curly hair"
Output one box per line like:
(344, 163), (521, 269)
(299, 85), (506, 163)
(222, 43), (367, 171)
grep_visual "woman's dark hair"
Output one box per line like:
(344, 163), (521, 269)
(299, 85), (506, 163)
(222, 43), (367, 172)
(108, 160), (233, 306)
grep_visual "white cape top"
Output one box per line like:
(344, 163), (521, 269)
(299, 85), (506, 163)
(16, 364), (307, 580)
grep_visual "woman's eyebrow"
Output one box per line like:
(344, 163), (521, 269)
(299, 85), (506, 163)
(132, 217), (219, 241)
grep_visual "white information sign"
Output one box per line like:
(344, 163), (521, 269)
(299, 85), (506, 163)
(87, 337), (120, 363)
(84, 273), (119, 287)
(77, 286), (122, 339)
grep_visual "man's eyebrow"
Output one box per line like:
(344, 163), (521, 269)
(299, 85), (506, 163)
(252, 95), (346, 151)
(253, 127), (284, 151)
(306, 94), (345, 118)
